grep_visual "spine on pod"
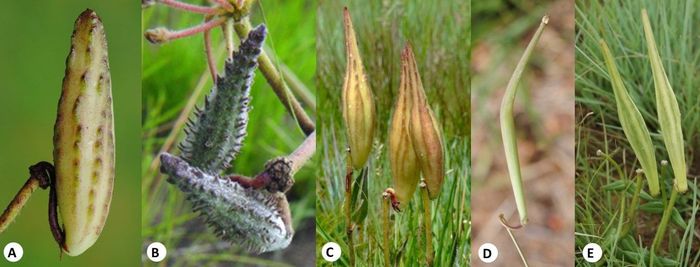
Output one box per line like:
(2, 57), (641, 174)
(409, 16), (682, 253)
(160, 153), (293, 254)
(53, 9), (115, 256)
(180, 25), (266, 174)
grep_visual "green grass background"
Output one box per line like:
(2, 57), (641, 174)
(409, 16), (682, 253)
(576, 0), (700, 265)
(316, 0), (470, 266)
(141, 1), (316, 266)
(0, 1), (141, 266)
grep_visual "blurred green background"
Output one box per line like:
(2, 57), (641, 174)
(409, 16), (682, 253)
(0, 1), (141, 266)
(141, 0), (316, 266)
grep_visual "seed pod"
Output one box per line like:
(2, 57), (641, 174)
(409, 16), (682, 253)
(53, 9), (115, 256)
(388, 52), (419, 204)
(160, 153), (293, 254)
(642, 10), (687, 193)
(404, 45), (444, 200)
(499, 16), (548, 226)
(599, 40), (659, 196)
(180, 25), (266, 174)
(341, 7), (375, 170)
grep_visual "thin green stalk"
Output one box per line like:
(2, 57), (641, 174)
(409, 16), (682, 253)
(420, 181), (433, 266)
(652, 187), (679, 253)
(499, 15), (548, 225)
(621, 169), (643, 237)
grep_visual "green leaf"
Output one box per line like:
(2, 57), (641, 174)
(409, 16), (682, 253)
(670, 208), (686, 229)
(641, 9), (688, 193)
(603, 180), (628, 191)
(351, 166), (369, 223)
(599, 40), (660, 196)
(639, 201), (664, 213)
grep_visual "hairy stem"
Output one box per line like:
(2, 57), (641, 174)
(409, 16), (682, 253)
(234, 19), (315, 135)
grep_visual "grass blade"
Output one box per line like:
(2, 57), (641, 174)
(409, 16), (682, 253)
(599, 40), (660, 196)
(641, 9), (688, 193)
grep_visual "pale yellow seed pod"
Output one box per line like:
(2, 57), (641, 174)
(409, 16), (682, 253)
(404, 45), (444, 199)
(341, 7), (375, 170)
(388, 54), (419, 204)
(53, 9), (115, 256)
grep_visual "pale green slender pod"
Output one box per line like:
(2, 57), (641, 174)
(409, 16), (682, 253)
(599, 40), (659, 196)
(642, 9), (687, 193)
(499, 16), (548, 225)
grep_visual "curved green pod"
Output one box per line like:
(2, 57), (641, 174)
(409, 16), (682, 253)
(499, 16), (548, 225)
(53, 9), (115, 256)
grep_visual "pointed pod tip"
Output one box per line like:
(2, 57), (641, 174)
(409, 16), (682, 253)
(249, 24), (268, 42)
(541, 15), (549, 25)
(77, 8), (101, 25)
(343, 7), (351, 23)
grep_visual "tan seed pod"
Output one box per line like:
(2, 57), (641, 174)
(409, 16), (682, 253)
(341, 7), (375, 170)
(388, 54), (419, 204)
(53, 9), (115, 256)
(404, 45), (444, 199)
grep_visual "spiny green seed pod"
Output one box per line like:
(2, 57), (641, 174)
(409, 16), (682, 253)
(160, 153), (293, 254)
(599, 40), (659, 196)
(341, 7), (375, 170)
(53, 9), (115, 256)
(404, 45), (444, 200)
(180, 25), (266, 174)
(642, 10), (687, 193)
(388, 50), (419, 205)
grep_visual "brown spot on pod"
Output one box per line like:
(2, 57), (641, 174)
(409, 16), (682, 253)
(53, 9), (114, 257)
